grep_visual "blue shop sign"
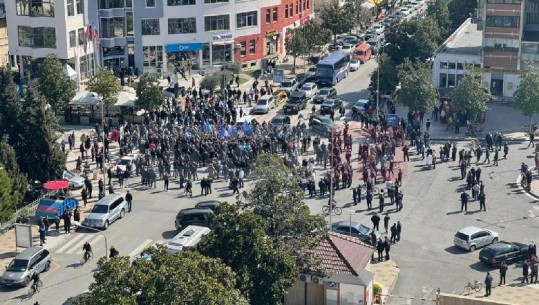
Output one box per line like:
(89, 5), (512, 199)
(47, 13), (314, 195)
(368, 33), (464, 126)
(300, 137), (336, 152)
(166, 43), (203, 53)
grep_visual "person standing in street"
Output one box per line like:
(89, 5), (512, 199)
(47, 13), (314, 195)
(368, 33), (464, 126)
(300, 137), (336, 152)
(460, 191), (469, 212)
(163, 173), (169, 191)
(493, 149), (499, 166)
(366, 190), (373, 210)
(378, 192), (385, 213)
(384, 236), (391, 260)
(523, 260), (530, 283)
(383, 213), (390, 233)
(371, 213), (380, 231)
(529, 131), (535, 148)
(73, 207), (80, 229)
(479, 191), (486, 211)
(503, 143), (509, 159)
(81, 188), (88, 207)
(499, 260), (508, 285)
(376, 238), (384, 261)
(126, 190), (133, 212)
(396, 221), (402, 241)
(38, 218), (46, 246)
(390, 223), (398, 244)
(370, 231), (377, 261)
(484, 272), (493, 296)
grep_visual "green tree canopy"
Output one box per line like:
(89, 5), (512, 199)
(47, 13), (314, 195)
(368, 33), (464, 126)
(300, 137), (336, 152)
(370, 54), (398, 95)
(426, 0), (451, 40)
(198, 203), (298, 305)
(80, 249), (249, 305)
(0, 168), (15, 223)
(449, 0), (477, 30)
(514, 66), (539, 124)
(396, 59), (438, 114)
(319, 0), (355, 41)
(0, 68), (23, 142)
(88, 68), (121, 115)
(448, 71), (490, 118)
(0, 137), (27, 206)
(35, 55), (77, 111)
(285, 27), (309, 71)
(302, 20), (332, 53)
(135, 73), (163, 110)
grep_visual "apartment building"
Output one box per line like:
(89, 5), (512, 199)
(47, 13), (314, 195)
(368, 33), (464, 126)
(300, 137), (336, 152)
(0, 0), (8, 67)
(5, 0), (95, 89)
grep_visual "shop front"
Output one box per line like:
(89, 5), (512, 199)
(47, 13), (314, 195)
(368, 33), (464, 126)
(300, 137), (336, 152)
(165, 42), (204, 73)
(102, 46), (126, 73)
(211, 33), (234, 65)
(263, 29), (280, 71)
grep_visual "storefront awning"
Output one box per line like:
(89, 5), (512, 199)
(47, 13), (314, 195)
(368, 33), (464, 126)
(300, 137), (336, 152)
(361, 1), (376, 9)
(212, 40), (234, 46)
(70, 91), (99, 106)
(63, 64), (78, 80)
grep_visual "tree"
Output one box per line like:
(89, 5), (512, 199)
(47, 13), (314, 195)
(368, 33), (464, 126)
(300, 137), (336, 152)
(135, 73), (163, 110)
(448, 0), (477, 31)
(285, 27), (309, 71)
(319, 0), (355, 42)
(35, 54), (77, 111)
(396, 59), (438, 114)
(303, 19), (332, 53)
(369, 54), (398, 95)
(426, 0), (451, 41)
(81, 249), (248, 305)
(0, 68), (24, 143)
(199, 203), (298, 305)
(0, 137), (27, 207)
(448, 71), (490, 119)
(17, 85), (66, 183)
(514, 67), (539, 130)
(200, 63), (241, 94)
(0, 168), (16, 223)
(200, 73), (220, 94)
(87, 68), (121, 115)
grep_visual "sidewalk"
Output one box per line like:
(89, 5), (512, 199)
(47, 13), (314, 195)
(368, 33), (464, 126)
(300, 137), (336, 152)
(460, 282), (539, 304)
(366, 260), (400, 304)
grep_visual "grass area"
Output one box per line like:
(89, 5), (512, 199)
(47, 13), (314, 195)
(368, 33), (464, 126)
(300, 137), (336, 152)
(239, 76), (250, 84)
(244, 69), (262, 79)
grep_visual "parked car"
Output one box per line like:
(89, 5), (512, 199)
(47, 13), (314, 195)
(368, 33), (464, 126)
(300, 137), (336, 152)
(252, 94), (275, 114)
(328, 43), (341, 52)
(299, 82), (318, 98)
(167, 225), (211, 255)
(400, 7), (412, 16)
(195, 200), (221, 212)
(332, 221), (381, 245)
(283, 91), (308, 114)
(353, 99), (370, 114)
(313, 87), (337, 104)
(271, 115), (291, 127)
(372, 24), (385, 34)
(1, 247), (51, 287)
(278, 78), (299, 96)
(479, 241), (528, 266)
(320, 98), (343, 115)
(453, 226), (499, 252)
(296, 72), (316, 87)
(349, 59), (360, 72)
(340, 44), (355, 54)
(82, 193), (127, 230)
(175, 208), (214, 230)
(62, 170), (85, 189)
(309, 115), (338, 136)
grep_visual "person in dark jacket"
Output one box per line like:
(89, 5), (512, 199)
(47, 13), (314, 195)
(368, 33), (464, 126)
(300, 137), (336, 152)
(484, 272), (493, 296)
(460, 191), (469, 212)
(376, 238), (384, 261)
(366, 190), (373, 209)
(73, 208), (80, 229)
(38, 218), (46, 246)
(371, 213), (380, 231)
(396, 221), (402, 242)
(370, 231), (377, 261)
(523, 260), (530, 283)
(109, 246), (119, 258)
(126, 190), (133, 212)
(81, 188), (88, 207)
(390, 223), (398, 244)
(499, 260), (508, 285)
(378, 193), (385, 213)
(384, 236), (391, 260)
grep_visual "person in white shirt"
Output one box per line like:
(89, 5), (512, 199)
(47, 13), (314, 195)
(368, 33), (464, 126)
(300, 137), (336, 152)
(238, 169), (245, 188)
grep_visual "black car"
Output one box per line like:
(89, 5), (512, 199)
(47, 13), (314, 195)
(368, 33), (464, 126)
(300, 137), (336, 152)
(478, 241), (528, 266)
(195, 200), (221, 211)
(320, 98), (343, 115)
(296, 72), (316, 87)
(283, 91), (308, 114)
(174, 208), (214, 230)
(332, 221), (381, 245)
(271, 115), (291, 127)
(313, 87), (338, 104)
(309, 115), (337, 136)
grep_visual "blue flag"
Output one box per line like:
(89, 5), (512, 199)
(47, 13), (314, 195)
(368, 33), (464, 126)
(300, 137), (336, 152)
(242, 121), (253, 136)
(185, 127), (192, 139)
(219, 126), (229, 138)
(229, 126), (239, 138)
(203, 121), (213, 133)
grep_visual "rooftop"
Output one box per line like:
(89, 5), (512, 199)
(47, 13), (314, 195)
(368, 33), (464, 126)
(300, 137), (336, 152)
(314, 232), (374, 276)
(435, 19), (482, 56)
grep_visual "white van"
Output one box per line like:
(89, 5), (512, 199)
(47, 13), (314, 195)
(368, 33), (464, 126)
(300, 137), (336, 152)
(167, 225), (211, 255)
(82, 193), (127, 230)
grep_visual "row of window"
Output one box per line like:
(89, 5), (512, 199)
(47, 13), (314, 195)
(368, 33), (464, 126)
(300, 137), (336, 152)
(99, 0), (132, 9)
(16, 0), (55, 17)
(283, 0), (310, 20)
(485, 16), (520, 28)
(18, 26), (56, 48)
(67, 0), (84, 17)
(145, 43), (235, 68)
(439, 62), (481, 70)
(239, 39), (257, 57)
(142, 12), (258, 35)
(486, 0), (521, 3)
(68, 28), (88, 47)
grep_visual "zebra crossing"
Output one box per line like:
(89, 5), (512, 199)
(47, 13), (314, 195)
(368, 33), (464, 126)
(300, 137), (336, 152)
(53, 233), (166, 258)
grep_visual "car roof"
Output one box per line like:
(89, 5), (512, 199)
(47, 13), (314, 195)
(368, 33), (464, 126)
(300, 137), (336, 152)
(95, 193), (123, 206)
(457, 226), (485, 235)
(16, 247), (45, 260)
(289, 91), (306, 98)
(302, 82), (316, 87)
(282, 78), (295, 82)
(485, 241), (513, 250)
(335, 220), (362, 228)
(180, 207), (214, 215)
(259, 94), (273, 99)
(196, 200), (221, 206)
(323, 98), (339, 104)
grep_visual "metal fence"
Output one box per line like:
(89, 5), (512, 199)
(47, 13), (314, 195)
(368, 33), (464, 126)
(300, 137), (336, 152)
(0, 192), (51, 234)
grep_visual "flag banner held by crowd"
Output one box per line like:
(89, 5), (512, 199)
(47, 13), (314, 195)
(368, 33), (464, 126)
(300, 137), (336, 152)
(185, 127), (192, 139)
(229, 126), (239, 138)
(219, 126), (229, 138)
(242, 121), (253, 136)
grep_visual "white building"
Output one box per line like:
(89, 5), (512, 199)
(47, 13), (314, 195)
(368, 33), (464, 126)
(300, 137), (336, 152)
(6, 0), (95, 89)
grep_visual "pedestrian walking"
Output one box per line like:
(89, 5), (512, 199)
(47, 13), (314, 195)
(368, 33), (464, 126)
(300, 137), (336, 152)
(371, 213), (380, 231)
(479, 191), (486, 211)
(81, 188), (88, 207)
(493, 149), (499, 166)
(366, 191), (373, 209)
(460, 191), (469, 212)
(43, 217), (49, 235)
(62, 209), (71, 234)
(484, 272), (493, 296)
(499, 260), (507, 285)
(126, 190), (133, 212)
(73, 207), (80, 229)
(163, 173), (169, 191)
(38, 218), (46, 246)
(529, 132), (535, 148)
(396, 221), (402, 241)
(54, 215), (60, 232)
(383, 213), (390, 233)
(378, 193), (385, 213)
(370, 231), (377, 261)
(503, 143), (509, 159)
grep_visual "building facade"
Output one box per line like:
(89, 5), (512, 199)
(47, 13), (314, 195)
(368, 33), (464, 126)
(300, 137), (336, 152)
(0, 0), (8, 67)
(5, 0), (96, 89)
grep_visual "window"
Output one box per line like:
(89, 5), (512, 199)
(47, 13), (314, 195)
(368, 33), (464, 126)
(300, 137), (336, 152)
(439, 62), (448, 69)
(447, 74), (456, 87)
(240, 41), (246, 57)
(296, 1), (299, 14)
(69, 30), (76, 47)
(18, 26), (56, 48)
(204, 15), (229, 31)
(146, 0), (155, 7)
(126, 12), (134, 36)
(99, 0), (124, 9)
(266, 9), (270, 23)
(272, 8), (278, 22)
(204, 0), (228, 3)
(249, 39), (255, 54)
(448, 62), (456, 69)
(487, 0), (521, 3)
(168, 0), (196, 5)
(126, 0), (132, 7)
(67, 0), (75, 16)
(289, 5), (293, 17)
(168, 18), (196, 34)
(236, 11), (257, 28)
(16, 0), (55, 17)
(76, 0), (84, 14)
(456, 63), (464, 70)
(485, 16), (520, 28)
(101, 17), (126, 38)
(307, 0), (310, 9)
(78, 28), (85, 45)
(79, 54), (95, 80)
(143, 46), (163, 68)
(285, 5), (289, 18)
(142, 19), (160, 35)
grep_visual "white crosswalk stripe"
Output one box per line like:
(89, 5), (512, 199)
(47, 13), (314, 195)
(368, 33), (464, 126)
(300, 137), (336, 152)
(65, 234), (101, 255)
(55, 233), (86, 254)
(72, 235), (104, 255)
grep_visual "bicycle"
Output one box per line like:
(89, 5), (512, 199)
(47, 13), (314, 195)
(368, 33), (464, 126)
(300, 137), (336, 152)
(322, 205), (342, 216)
(80, 251), (94, 265)
(463, 280), (483, 295)
(27, 280), (42, 297)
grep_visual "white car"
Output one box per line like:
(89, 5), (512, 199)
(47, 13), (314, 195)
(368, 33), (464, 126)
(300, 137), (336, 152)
(279, 78), (299, 95)
(300, 82), (319, 98)
(340, 44), (355, 54)
(167, 225), (211, 255)
(372, 24), (385, 35)
(252, 95), (275, 114)
(454, 226), (499, 252)
(400, 7), (411, 16)
(349, 59), (360, 72)
(62, 170), (85, 189)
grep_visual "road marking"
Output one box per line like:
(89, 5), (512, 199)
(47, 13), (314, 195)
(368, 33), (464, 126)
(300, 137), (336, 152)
(65, 234), (98, 255)
(128, 239), (155, 258)
(55, 233), (86, 253)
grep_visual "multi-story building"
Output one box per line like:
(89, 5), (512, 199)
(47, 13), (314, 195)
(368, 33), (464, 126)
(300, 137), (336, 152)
(0, 0), (8, 67)
(5, 0), (96, 89)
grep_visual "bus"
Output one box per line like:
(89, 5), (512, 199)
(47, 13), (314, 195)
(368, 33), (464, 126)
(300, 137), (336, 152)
(315, 51), (350, 86)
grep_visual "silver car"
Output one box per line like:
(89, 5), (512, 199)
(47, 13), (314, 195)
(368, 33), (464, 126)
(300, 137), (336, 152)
(62, 170), (85, 189)
(252, 95), (275, 114)
(454, 226), (499, 252)
(332, 220), (381, 245)
(1, 247), (51, 287)
(82, 193), (127, 230)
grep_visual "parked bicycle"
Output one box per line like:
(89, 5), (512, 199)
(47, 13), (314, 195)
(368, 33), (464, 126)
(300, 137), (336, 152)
(463, 280), (483, 295)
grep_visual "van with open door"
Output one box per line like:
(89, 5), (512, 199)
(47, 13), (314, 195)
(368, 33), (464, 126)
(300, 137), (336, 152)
(352, 44), (372, 64)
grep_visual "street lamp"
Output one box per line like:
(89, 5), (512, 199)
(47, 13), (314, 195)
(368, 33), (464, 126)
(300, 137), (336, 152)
(73, 221), (108, 259)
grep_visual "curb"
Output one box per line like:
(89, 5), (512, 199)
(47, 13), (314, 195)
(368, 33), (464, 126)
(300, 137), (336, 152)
(382, 262), (400, 305)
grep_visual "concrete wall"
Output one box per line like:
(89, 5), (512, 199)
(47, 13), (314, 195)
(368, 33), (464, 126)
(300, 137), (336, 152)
(284, 280), (324, 305)
(438, 293), (512, 305)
